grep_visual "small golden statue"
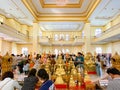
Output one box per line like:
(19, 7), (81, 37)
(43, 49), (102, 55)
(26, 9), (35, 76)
(71, 65), (77, 75)
(45, 59), (51, 74)
(56, 55), (64, 64)
(69, 75), (76, 87)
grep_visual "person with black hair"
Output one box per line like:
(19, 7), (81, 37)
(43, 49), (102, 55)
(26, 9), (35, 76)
(106, 67), (120, 90)
(74, 52), (84, 73)
(37, 68), (55, 90)
(0, 71), (22, 90)
(21, 68), (39, 90)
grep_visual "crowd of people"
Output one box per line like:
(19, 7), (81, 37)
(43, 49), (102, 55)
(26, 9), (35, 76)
(0, 51), (119, 90)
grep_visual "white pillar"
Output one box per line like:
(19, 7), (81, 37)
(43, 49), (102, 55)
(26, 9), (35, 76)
(32, 23), (39, 54)
(11, 42), (17, 55)
(83, 23), (91, 53)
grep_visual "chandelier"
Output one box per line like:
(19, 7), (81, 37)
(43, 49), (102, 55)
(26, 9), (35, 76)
(55, 0), (68, 6)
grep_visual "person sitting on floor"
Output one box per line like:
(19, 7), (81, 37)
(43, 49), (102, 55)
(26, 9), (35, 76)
(106, 67), (120, 90)
(0, 71), (22, 90)
(37, 68), (56, 90)
(22, 68), (39, 90)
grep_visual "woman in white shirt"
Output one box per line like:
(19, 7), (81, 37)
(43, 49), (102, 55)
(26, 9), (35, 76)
(0, 71), (22, 90)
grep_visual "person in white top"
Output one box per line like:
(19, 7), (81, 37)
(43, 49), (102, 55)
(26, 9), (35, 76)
(0, 71), (22, 90)
(106, 67), (120, 90)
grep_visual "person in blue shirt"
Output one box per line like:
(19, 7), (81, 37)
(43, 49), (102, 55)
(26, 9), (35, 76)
(37, 68), (56, 90)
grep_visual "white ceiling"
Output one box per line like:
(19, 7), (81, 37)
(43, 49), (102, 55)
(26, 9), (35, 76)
(0, 0), (34, 26)
(32, 0), (91, 14)
(0, 0), (120, 43)
(0, 0), (119, 28)
(89, 0), (120, 26)
(0, 0), (120, 27)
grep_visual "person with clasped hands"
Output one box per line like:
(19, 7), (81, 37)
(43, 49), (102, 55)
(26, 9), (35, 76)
(106, 67), (120, 90)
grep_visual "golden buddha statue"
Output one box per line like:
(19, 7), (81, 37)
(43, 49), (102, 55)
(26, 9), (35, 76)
(56, 54), (64, 64)
(54, 55), (66, 84)
(1, 52), (12, 74)
(54, 74), (65, 84)
(69, 75), (76, 87)
(45, 59), (51, 74)
(69, 58), (74, 65)
(71, 65), (77, 75)
(54, 66), (65, 84)
(77, 72), (82, 86)
(55, 63), (66, 75)
(111, 52), (120, 70)
(85, 52), (94, 64)
(85, 52), (95, 72)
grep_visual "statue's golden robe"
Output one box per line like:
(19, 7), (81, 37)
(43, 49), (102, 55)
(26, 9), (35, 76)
(1, 53), (12, 74)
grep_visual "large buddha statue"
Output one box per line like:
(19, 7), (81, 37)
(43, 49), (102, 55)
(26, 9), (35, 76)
(1, 52), (12, 74)
(84, 52), (95, 72)
(85, 52), (94, 64)
(111, 52), (120, 70)
(54, 55), (66, 84)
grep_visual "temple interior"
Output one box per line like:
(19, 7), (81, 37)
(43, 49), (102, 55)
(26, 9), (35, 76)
(0, 0), (120, 90)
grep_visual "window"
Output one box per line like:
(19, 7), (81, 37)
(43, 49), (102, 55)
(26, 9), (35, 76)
(62, 49), (65, 54)
(59, 34), (64, 40)
(54, 34), (59, 41)
(22, 47), (28, 56)
(66, 49), (69, 53)
(39, 31), (42, 38)
(65, 34), (69, 41)
(96, 47), (102, 53)
(82, 31), (84, 38)
(95, 28), (102, 36)
(54, 49), (58, 55)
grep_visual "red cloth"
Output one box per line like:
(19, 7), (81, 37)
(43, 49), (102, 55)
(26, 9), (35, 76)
(55, 84), (67, 88)
(69, 85), (85, 90)
(88, 71), (96, 74)
(55, 84), (85, 90)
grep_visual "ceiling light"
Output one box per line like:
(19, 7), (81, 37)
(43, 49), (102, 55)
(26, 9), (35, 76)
(55, 0), (68, 6)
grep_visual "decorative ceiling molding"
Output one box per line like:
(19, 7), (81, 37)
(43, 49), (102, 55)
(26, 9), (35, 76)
(22, 0), (101, 22)
(40, 0), (83, 8)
